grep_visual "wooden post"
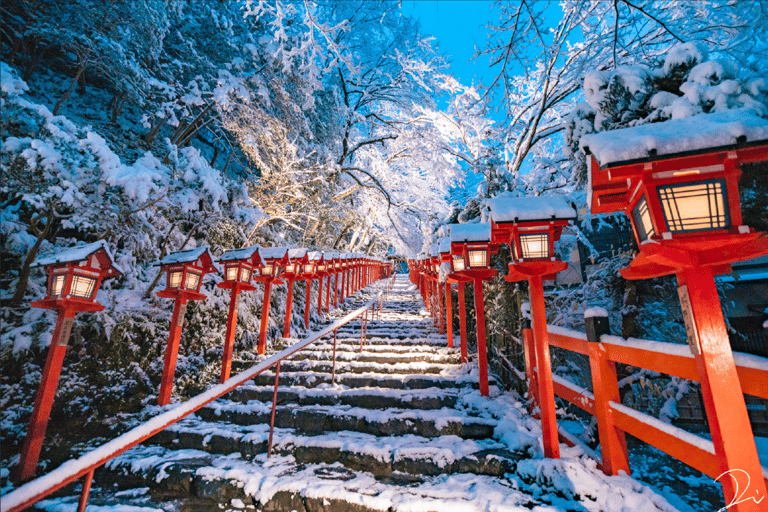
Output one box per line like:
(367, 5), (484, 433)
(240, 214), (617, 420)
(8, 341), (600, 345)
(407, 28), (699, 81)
(333, 272), (339, 308)
(457, 282), (469, 364)
(473, 278), (489, 397)
(304, 280), (312, 329)
(16, 308), (76, 482)
(220, 285), (240, 383)
(317, 275), (325, 314)
(445, 282), (453, 348)
(76, 469), (94, 512)
(438, 281), (445, 335)
(158, 297), (188, 406)
(584, 313), (630, 475)
(528, 275), (559, 459)
(267, 361), (281, 458)
(258, 281), (273, 355)
(283, 278), (295, 338)
(521, 318), (539, 416)
(678, 266), (767, 510)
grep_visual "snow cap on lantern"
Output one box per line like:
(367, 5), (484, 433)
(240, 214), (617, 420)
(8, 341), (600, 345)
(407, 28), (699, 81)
(157, 246), (217, 295)
(487, 195), (576, 262)
(308, 251), (325, 274)
(32, 240), (123, 308)
(285, 248), (309, 276)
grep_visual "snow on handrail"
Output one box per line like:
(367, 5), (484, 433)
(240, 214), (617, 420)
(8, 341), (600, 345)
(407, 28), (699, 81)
(2, 278), (394, 512)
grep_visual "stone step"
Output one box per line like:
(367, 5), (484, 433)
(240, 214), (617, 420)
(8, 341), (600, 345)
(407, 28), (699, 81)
(98, 444), (539, 511)
(146, 419), (522, 479)
(287, 349), (459, 365)
(302, 342), (458, 355)
(226, 384), (459, 410)
(243, 369), (489, 390)
(233, 358), (453, 376)
(196, 400), (497, 439)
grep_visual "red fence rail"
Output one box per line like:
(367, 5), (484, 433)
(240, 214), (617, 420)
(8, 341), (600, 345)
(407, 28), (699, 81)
(1, 275), (397, 512)
(529, 322), (768, 489)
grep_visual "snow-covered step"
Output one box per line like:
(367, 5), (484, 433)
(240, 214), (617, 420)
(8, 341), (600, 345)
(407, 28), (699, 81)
(304, 341), (458, 354)
(196, 400), (497, 439)
(243, 369), (492, 390)
(146, 419), (522, 479)
(288, 349), (459, 365)
(226, 384), (460, 410)
(272, 358), (454, 375)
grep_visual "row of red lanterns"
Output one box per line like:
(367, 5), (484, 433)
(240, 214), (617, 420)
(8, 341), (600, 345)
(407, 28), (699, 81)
(17, 243), (392, 483)
(411, 131), (768, 508)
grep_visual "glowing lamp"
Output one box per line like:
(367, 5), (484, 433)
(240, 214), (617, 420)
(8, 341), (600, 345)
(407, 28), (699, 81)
(467, 249), (487, 268)
(452, 254), (465, 272)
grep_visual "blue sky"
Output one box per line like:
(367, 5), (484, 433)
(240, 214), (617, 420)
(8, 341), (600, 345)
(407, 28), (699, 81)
(400, 0), (499, 88)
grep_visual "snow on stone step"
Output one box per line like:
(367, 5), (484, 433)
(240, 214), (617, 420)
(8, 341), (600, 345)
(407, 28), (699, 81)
(275, 358), (454, 375)
(288, 349), (459, 365)
(304, 342), (458, 355)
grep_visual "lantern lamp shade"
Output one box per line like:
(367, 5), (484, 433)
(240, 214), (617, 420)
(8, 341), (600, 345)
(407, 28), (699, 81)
(225, 265), (239, 282)
(467, 249), (488, 268)
(285, 264), (296, 274)
(318, 264), (326, 272)
(452, 254), (465, 272)
(185, 271), (201, 291)
(519, 233), (549, 259)
(262, 264), (275, 276)
(70, 274), (98, 299)
(168, 270), (183, 288)
(239, 267), (251, 282)
(50, 273), (67, 297)
(304, 263), (314, 273)
(632, 196), (656, 242)
(658, 179), (728, 233)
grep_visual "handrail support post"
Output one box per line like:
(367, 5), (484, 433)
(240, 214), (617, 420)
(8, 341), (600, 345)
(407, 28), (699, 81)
(267, 360), (281, 458)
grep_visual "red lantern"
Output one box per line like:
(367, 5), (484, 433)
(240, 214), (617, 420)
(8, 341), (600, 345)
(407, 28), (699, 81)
(156, 246), (218, 406)
(216, 245), (263, 383)
(448, 223), (498, 397)
(488, 195), (577, 460)
(583, 112), (768, 502)
(17, 241), (122, 483)
(253, 247), (291, 355)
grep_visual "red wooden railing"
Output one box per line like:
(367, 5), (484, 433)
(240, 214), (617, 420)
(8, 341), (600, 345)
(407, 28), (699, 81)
(521, 321), (768, 490)
(1, 275), (397, 512)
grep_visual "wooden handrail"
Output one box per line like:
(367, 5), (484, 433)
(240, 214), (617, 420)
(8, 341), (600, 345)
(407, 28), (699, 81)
(2, 274), (397, 512)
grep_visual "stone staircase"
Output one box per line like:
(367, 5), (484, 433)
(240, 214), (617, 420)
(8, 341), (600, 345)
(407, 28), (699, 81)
(50, 276), (533, 511)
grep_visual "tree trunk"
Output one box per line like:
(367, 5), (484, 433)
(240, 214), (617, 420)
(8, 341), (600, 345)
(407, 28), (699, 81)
(8, 215), (55, 305)
(145, 117), (168, 146)
(53, 60), (87, 116)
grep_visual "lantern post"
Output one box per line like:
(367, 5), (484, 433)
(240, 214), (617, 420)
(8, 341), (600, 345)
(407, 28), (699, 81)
(488, 195), (578, 461)
(302, 253), (321, 329)
(282, 249), (309, 338)
(583, 112), (768, 507)
(254, 247), (290, 354)
(429, 244), (443, 331)
(448, 223), (498, 397)
(314, 253), (328, 315)
(16, 241), (122, 483)
(438, 237), (455, 348)
(155, 246), (218, 406)
(216, 245), (263, 383)
(327, 253), (339, 312)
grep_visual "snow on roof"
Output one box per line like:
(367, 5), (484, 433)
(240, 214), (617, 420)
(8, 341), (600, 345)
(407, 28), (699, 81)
(218, 245), (261, 263)
(582, 109), (768, 167)
(450, 223), (491, 243)
(486, 195), (576, 223)
(34, 240), (124, 274)
(259, 247), (289, 260)
(288, 248), (308, 259)
(159, 246), (211, 266)
(438, 237), (451, 254)
(429, 243), (439, 258)
(308, 251), (323, 261)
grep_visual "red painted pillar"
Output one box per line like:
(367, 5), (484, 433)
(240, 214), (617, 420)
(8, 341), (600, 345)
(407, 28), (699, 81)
(432, 281), (439, 327)
(457, 282), (468, 364)
(304, 279), (312, 329)
(438, 281), (445, 334)
(340, 270), (346, 303)
(220, 285), (241, 383)
(528, 275), (559, 459)
(317, 276), (324, 314)
(158, 297), (188, 406)
(679, 266), (767, 509)
(445, 282), (453, 348)
(521, 322), (539, 416)
(473, 278), (489, 397)
(16, 307), (76, 482)
(258, 281), (273, 355)
(326, 274), (332, 312)
(283, 277), (295, 338)
(333, 272), (339, 308)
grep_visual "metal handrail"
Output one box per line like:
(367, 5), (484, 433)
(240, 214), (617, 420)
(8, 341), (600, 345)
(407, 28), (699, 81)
(2, 273), (397, 512)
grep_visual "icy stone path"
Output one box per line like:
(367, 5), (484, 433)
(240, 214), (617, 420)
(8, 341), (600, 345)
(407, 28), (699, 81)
(36, 275), (682, 512)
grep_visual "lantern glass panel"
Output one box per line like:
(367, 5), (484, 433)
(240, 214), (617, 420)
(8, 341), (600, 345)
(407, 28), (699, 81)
(304, 264), (314, 273)
(262, 264), (273, 276)
(519, 233), (549, 259)
(51, 274), (66, 297)
(632, 195), (656, 242)
(452, 255), (465, 272)
(70, 274), (97, 299)
(226, 265), (238, 281)
(318, 264), (326, 272)
(239, 268), (251, 282)
(658, 179), (728, 233)
(468, 249), (487, 268)
(169, 270), (183, 288)
(185, 271), (201, 290)
(285, 264), (296, 274)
